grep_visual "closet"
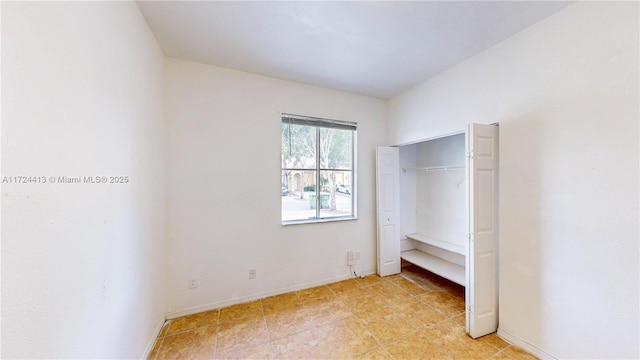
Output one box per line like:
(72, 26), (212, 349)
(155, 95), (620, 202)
(376, 123), (498, 338)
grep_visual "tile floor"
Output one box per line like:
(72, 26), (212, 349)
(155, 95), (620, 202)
(149, 265), (537, 359)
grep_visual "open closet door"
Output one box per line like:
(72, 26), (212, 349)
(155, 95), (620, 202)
(467, 123), (499, 338)
(375, 146), (401, 277)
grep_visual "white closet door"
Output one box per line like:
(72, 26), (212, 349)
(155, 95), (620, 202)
(467, 123), (499, 338)
(376, 146), (401, 277)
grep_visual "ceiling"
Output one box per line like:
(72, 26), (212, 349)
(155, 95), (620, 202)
(137, 1), (571, 99)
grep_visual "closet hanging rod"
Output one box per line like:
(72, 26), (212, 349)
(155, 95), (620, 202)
(402, 165), (465, 173)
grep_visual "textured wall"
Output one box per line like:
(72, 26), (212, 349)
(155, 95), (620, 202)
(2, 2), (166, 358)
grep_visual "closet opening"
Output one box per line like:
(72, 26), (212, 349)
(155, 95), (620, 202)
(399, 133), (466, 286)
(376, 123), (498, 338)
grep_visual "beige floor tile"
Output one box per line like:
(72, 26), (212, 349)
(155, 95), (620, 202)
(219, 301), (262, 322)
(401, 266), (452, 291)
(444, 283), (465, 302)
(367, 282), (413, 303)
(355, 275), (385, 287)
(353, 347), (393, 360)
(335, 286), (374, 300)
(436, 324), (501, 359)
(432, 317), (467, 345)
(489, 350), (518, 360)
(152, 268), (539, 360)
(156, 325), (217, 360)
(148, 337), (163, 360)
(265, 305), (314, 340)
(338, 288), (389, 314)
(363, 314), (417, 344)
(450, 312), (466, 326)
(216, 343), (273, 360)
(390, 297), (446, 328)
(328, 279), (363, 294)
(404, 276), (439, 291)
(384, 330), (453, 360)
(431, 320), (500, 359)
(447, 342), (502, 360)
(390, 277), (431, 296)
(271, 328), (326, 359)
(419, 291), (465, 317)
(380, 274), (404, 282)
(158, 322), (171, 338)
(356, 305), (395, 325)
(480, 333), (511, 351)
(502, 346), (539, 360)
(261, 293), (301, 315)
(314, 317), (379, 358)
(216, 315), (269, 354)
(402, 270), (440, 290)
(166, 310), (219, 336)
(356, 306), (416, 344)
(296, 285), (335, 302)
(303, 297), (353, 326)
(433, 277), (464, 294)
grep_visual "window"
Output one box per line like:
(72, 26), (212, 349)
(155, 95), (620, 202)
(281, 114), (356, 224)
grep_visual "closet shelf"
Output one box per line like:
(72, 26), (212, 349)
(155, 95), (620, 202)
(405, 233), (465, 255)
(401, 250), (466, 286)
(402, 165), (464, 173)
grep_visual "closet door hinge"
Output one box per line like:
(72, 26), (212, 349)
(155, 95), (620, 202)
(468, 304), (473, 313)
(466, 150), (474, 159)
(467, 233), (474, 242)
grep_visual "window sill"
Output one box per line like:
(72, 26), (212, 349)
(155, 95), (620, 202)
(282, 216), (357, 226)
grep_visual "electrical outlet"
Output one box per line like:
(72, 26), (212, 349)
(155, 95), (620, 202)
(188, 279), (198, 289)
(249, 269), (256, 279)
(347, 251), (359, 265)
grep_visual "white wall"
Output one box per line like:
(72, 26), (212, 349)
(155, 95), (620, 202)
(415, 135), (465, 247)
(388, 2), (639, 359)
(164, 58), (387, 316)
(1, 2), (166, 358)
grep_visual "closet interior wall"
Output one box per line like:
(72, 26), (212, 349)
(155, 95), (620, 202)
(400, 134), (466, 267)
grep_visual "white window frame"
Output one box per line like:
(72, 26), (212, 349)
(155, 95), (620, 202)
(281, 113), (357, 225)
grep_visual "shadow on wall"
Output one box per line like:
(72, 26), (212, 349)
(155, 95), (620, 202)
(498, 117), (543, 342)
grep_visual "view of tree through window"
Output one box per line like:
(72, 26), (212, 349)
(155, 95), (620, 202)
(281, 114), (356, 223)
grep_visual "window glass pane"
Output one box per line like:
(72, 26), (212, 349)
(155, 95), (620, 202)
(281, 170), (318, 221)
(282, 123), (316, 170)
(319, 170), (353, 218)
(319, 128), (352, 170)
(281, 115), (356, 224)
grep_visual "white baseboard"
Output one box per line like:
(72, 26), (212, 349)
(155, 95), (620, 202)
(498, 328), (557, 360)
(140, 315), (166, 360)
(165, 270), (376, 320)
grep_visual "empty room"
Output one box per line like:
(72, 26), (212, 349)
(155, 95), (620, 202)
(2, 1), (638, 359)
